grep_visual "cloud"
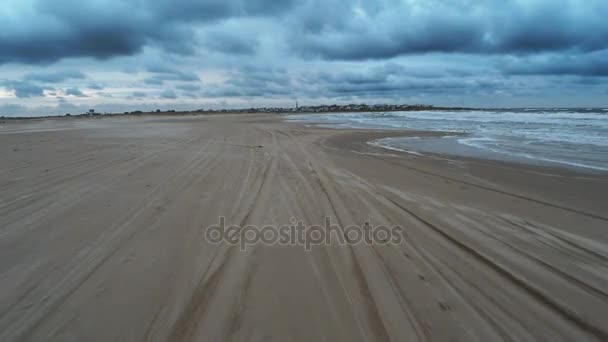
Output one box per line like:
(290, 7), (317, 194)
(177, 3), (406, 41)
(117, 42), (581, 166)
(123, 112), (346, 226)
(2, 81), (45, 98)
(1, 3), (150, 64)
(24, 70), (86, 83)
(160, 89), (177, 99)
(2, 0), (608, 66)
(144, 65), (200, 84)
(502, 50), (608, 76)
(290, 0), (608, 60)
(176, 84), (201, 91)
(156, 0), (296, 22)
(316, 72), (501, 97)
(0, 0), (296, 64)
(65, 87), (87, 97)
(144, 77), (166, 85)
(200, 61), (509, 101)
(203, 66), (292, 97)
(204, 31), (258, 55)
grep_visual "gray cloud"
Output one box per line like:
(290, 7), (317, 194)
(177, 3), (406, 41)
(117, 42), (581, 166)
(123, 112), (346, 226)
(144, 78), (166, 85)
(204, 31), (258, 55)
(144, 65), (200, 85)
(24, 70), (86, 83)
(201, 63), (503, 101)
(2, 81), (46, 98)
(65, 87), (87, 97)
(204, 66), (292, 97)
(0, 0), (295, 64)
(3, 0), (603, 67)
(291, 0), (608, 60)
(176, 84), (202, 91)
(502, 50), (608, 76)
(160, 89), (177, 99)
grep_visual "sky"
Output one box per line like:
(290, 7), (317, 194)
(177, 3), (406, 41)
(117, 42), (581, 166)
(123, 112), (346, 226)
(1, 0), (607, 116)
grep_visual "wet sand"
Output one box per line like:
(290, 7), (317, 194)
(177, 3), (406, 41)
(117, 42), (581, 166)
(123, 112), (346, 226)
(1, 114), (607, 341)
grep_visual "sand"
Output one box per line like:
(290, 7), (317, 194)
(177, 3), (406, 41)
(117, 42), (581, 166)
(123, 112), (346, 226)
(1, 114), (607, 341)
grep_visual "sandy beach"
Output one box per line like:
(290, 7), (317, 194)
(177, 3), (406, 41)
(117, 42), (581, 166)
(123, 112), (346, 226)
(1, 113), (607, 341)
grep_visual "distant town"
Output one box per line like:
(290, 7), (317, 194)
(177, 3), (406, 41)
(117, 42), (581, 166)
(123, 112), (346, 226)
(1, 103), (480, 120)
(81, 103), (460, 116)
(203, 103), (440, 114)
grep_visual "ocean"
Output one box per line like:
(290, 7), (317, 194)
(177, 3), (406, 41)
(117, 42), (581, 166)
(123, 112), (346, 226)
(288, 108), (608, 172)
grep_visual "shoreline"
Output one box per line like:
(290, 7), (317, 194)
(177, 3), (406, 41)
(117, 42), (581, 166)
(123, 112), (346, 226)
(285, 121), (608, 219)
(285, 113), (608, 175)
(369, 134), (608, 174)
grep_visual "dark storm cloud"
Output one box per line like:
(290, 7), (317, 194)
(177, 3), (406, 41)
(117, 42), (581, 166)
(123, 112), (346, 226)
(24, 70), (86, 83)
(2, 3), (152, 64)
(0, 0), (296, 64)
(291, 0), (608, 60)
(3, 0), (607, 73)
(503, 50), (608, 76)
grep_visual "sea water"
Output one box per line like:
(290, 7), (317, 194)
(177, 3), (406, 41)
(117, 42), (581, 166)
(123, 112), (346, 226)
(289, 109), (608, 172)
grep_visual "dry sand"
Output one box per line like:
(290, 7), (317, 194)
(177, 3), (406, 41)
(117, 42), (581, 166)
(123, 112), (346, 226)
(1, 114), (607, 341)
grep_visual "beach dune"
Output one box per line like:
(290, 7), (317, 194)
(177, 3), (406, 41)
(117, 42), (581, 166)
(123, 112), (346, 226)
(0, 114), (607, 341)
